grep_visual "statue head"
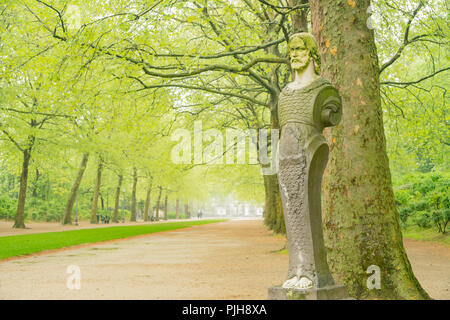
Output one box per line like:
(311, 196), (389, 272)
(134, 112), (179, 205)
(288, 33), (321, 75)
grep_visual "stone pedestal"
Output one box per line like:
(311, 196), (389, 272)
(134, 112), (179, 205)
(268, 285), (350, 300)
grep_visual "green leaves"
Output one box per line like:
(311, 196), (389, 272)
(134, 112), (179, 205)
(3, 0), (445, 221)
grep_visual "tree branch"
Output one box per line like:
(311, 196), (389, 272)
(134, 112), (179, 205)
(257, 0), (309, 15)
(381, 67), (450, 87)
(379, 1), (425, 74)
(0, 126), (24, 152)
(126, 76), (268, 107)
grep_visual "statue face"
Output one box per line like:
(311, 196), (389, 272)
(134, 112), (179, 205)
(289, 37), (310, 72)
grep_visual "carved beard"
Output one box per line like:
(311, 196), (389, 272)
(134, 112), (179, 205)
(290, 55), (311, 73)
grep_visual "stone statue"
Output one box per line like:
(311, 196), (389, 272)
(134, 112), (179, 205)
(271, 33), (345, 298)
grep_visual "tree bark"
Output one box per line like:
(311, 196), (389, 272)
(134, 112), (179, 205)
(144, 177), (152, 222)
(14, 148), (32, 228)
(90, 158), (103, 224)
(62, 153), (89, 225)
(164, 193), (168, 220)
(31, 168), (40, 198)
(263, 174), (277, 230)
(309, 0), (429, 299)
(155, 186), (162, 221)
(265, 175), (285, 234)
(46, 175), (50, 213)
(289, 0), (309, 33)
(130, 167), (138, 222)
(112, 174), (123, 223)
(176, 198), (180, 219)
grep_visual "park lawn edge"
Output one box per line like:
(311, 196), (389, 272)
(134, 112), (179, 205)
(0, 219), (227, 260)
(401, 225), (450, 247)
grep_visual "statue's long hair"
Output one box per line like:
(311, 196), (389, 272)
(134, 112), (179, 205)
(289, 33), (321, 75)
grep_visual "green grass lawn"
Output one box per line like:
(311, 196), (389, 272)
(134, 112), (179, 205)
(0, 219), (226, 260)
(402, 225), (450, 247)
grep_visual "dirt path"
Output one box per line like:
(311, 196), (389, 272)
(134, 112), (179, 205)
(403, 238), (450, 299)
(0, 219), (448, 299)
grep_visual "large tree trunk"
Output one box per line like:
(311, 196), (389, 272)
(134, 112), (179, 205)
(62, 153), (89, 225)
(144, 178), (152, 222)
(175, 198), (180, 219)
(164, 193), (168, 220)
(14, 148), (32, 228)
(155, 186), (162, 221)
(112, 174), (123, 223)
(309, 0), (429, 299)
(90, 158), (103, 224)
(130, 167), (138, 222)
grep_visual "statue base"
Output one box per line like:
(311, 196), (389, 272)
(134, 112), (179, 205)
(268, 285), (350, 300)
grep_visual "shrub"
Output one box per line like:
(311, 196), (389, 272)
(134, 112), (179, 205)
(432, 209), (450, 234)
(0, 195), (16, 220)
(167, 211), (187, 219)
(410, 211), (432, 228)
(393, 171), (449, 234)
(26, 198), (65, 222)
(398, 207), (412, 226)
